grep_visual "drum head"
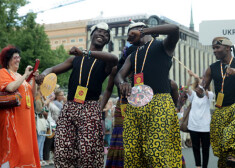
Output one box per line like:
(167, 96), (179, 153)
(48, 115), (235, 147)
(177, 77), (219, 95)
(127, 85), (154, 107)
(40, 73), (57, 97)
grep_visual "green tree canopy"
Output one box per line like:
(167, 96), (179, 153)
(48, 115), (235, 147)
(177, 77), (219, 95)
(0, 0), (27, 48)
(0, 0), (71, 88)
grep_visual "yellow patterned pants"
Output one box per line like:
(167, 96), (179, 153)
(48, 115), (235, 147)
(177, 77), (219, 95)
(210, 103), (235, 168)
(123, 93), (182, 168)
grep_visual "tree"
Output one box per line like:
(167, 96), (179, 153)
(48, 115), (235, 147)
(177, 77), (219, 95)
(0, 1), (72, 88)
(0, 0), (27, 48)
(11, 13), (55, 75)
(52, 45), (71, 88)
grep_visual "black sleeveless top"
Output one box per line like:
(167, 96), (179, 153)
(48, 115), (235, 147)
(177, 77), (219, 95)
(130, 40), (172, 94)
(67, 56), (109, 101)
(210, 58), (235, 106)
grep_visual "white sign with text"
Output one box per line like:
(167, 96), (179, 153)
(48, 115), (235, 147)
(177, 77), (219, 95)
(199, 20), (235, 45)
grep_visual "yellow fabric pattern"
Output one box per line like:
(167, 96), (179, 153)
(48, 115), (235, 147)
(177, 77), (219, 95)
(210, 103), (235, 168)
(123, 93), (182, 168)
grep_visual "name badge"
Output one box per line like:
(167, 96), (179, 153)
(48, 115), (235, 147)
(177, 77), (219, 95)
(215, 92), (224, 108)
(134, 73), (144, 86)
(120, 104), (127, 118)
(74, 85), (88, 104)
(26, 95), (31, 108)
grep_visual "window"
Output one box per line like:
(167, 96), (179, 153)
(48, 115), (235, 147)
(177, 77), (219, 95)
(119, 39), (125, 51)
(54, 41), (59, 44)
(122, 27), (125, 36)
(179, 32), (187, 41)
(62, 40), (67, 44)
(115, 27), (118, 36)
(78, 38), (83, 42)
(70, 39), (76, 43)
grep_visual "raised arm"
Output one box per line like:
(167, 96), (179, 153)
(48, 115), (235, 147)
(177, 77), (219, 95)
(6, 65), (33, 92)
(35, 56), (74, 84)
(143, 24), (179, 56)
(127, 24), (179, 56)
(201, 67), (212, 90)
(70, 47), (118, 74)
(42, 56), (74, 76)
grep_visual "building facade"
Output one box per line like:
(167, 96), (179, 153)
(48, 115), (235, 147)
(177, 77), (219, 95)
(44, 20), (88, 50)
(87, 14), (215, 87)
(44, 14), (215, 87)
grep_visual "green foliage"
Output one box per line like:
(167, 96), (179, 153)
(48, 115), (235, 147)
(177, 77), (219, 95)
(102, 77), (118, 97)
(52, 45), (71, 87)
(10, 13), (54, 75)
(0, 1), (71, 88)
(0, 0), (27, 48)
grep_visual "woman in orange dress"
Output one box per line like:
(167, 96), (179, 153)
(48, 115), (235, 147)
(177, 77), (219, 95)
(0, 45), (40, 168)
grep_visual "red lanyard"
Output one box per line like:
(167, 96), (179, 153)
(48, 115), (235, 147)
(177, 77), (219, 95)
(220, 57), (233, 93)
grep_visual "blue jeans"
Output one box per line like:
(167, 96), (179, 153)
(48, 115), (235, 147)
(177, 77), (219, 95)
(37, 131), (46, 160)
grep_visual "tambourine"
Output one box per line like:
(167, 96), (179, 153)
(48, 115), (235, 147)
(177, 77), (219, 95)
(127, 85), (153, 107)
(40, 73), (57, 97)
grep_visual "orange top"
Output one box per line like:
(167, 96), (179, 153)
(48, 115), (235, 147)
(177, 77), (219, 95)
(0, 68), (40, 168)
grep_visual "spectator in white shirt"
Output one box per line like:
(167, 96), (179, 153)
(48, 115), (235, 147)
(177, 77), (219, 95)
(186, 70), (214, 168)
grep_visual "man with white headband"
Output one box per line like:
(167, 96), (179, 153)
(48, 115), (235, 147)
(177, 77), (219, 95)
(202, 37), (235, 167)
(36, 22), (118, 168)
(115, 21), (182, 167)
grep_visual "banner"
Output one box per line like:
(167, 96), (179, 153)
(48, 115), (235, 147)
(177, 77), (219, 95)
(199, 20), (235, 45)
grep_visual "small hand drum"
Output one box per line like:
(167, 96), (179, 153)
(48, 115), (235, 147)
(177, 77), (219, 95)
(40, 73), (57, 97)
(127, 85), (154, 107)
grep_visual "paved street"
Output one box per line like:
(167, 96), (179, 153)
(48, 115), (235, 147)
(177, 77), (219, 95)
(182, 147), (218, 168)
(45, 147), (218, 168)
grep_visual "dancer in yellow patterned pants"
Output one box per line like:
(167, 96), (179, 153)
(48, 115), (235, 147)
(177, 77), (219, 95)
(123, 94), (182, 168)
(210, 103), (235, 168)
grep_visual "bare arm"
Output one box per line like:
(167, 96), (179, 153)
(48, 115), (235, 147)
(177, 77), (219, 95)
(186, 71), (193, 96)
(141, 24), (179, 56)
(100, 67), (117, 111)
(91, 51), (118, 74)
(42, 56), (74, 76)
(114, 55), (132, 98)
(70, 47), (118, 74)
(128, 24), (179, 56)
(201, 67), (212, 90)
(6, 65), (33, 92)
(162, 25), (179, 56)
(186, 70), (202, 96)
(170, 80), (179, 107)
(35, 56), (74, 84)
(31, 79), (37, 98)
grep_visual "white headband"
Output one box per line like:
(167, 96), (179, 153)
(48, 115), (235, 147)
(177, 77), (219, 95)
(128, 22), (146, 32)
(90, 22), (110, 35)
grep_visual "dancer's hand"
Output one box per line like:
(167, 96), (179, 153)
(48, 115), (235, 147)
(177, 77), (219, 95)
(226, 67), (235, 76)
(35, 74), (45, 85)
(69, 46), (83, 56)
(119, 82), (131, 98)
